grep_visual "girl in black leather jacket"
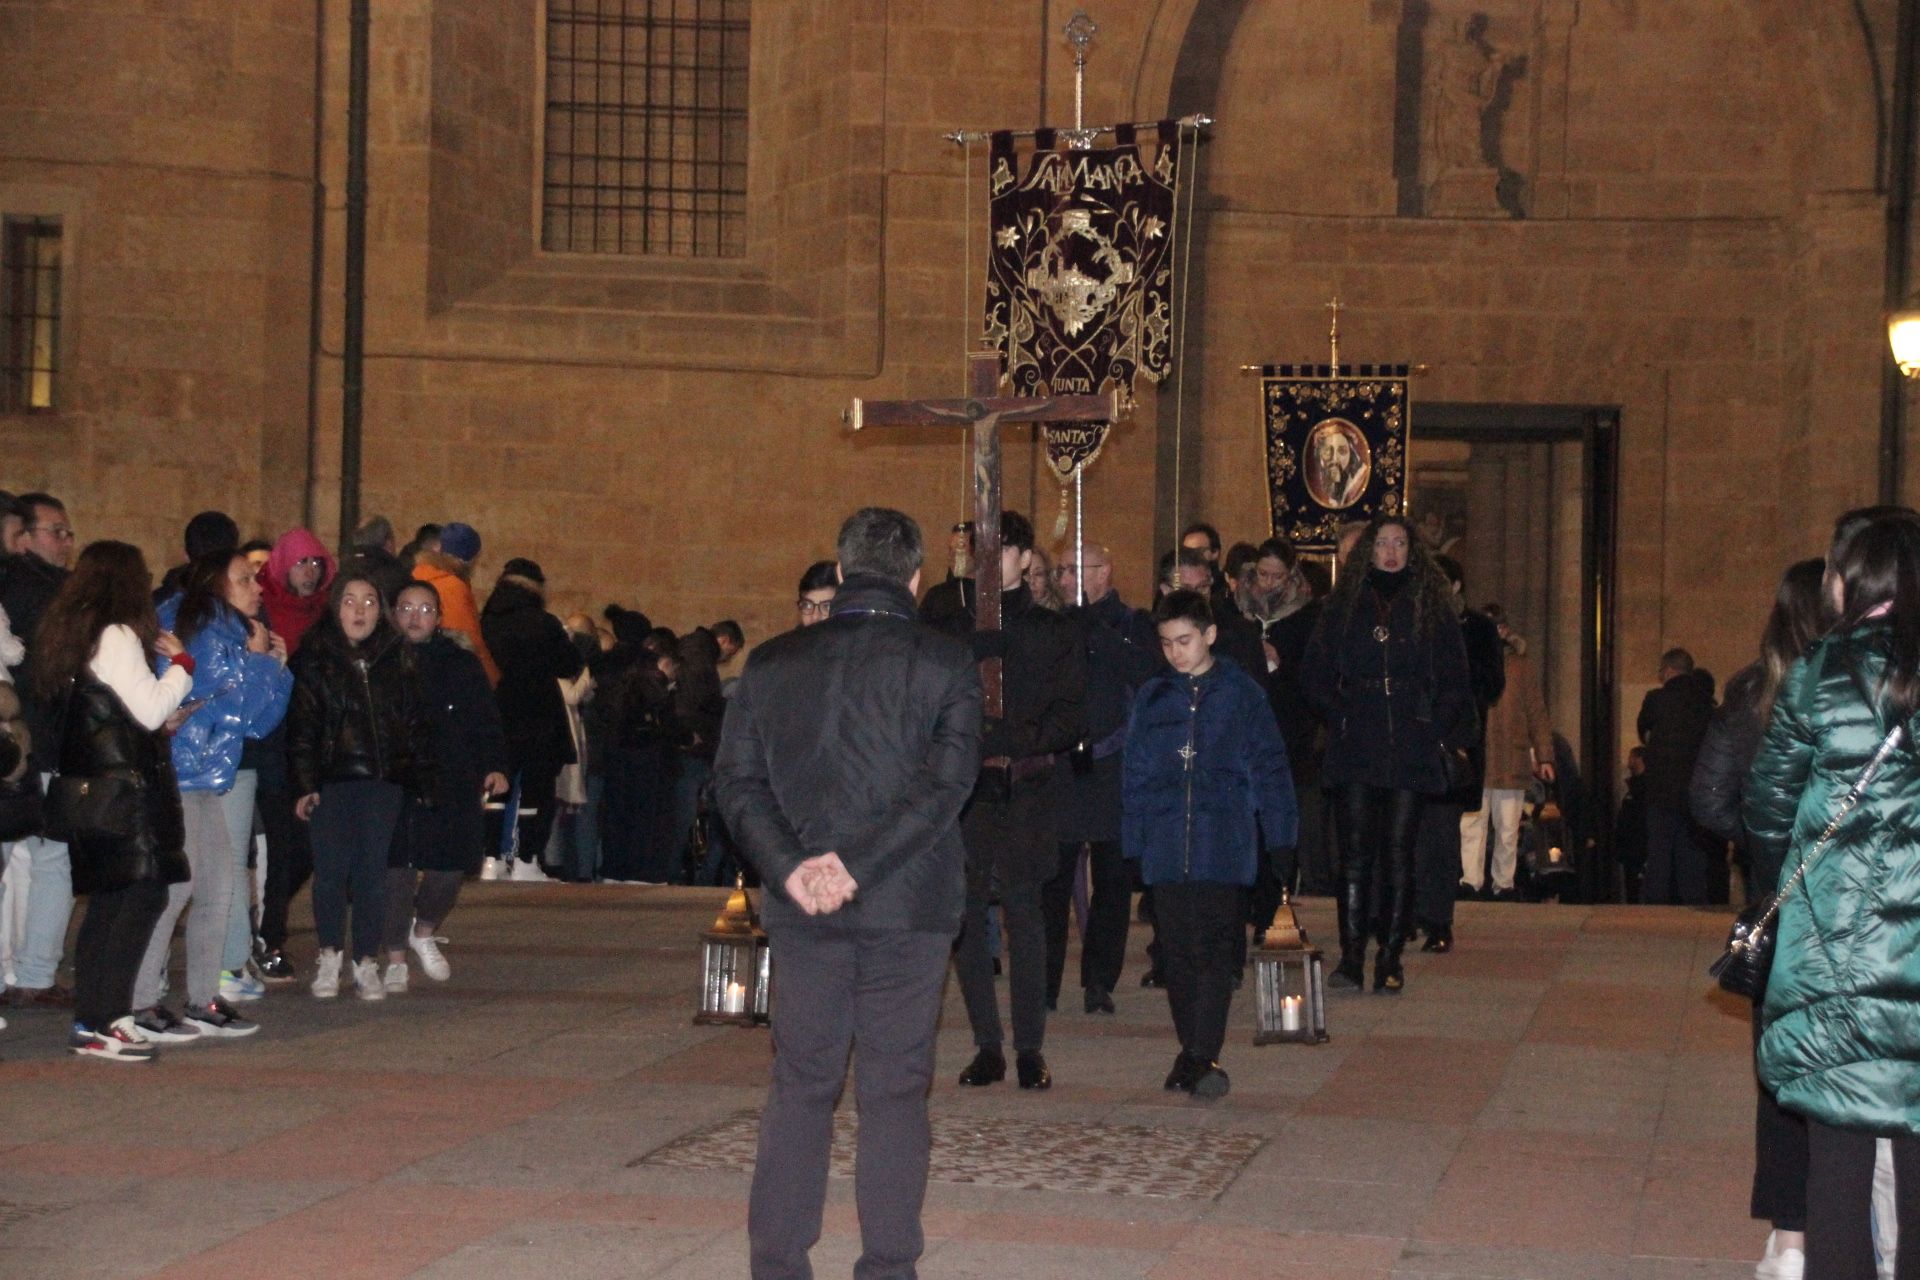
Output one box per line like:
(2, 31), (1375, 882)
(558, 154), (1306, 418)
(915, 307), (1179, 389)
(287, 576), (433, 1001)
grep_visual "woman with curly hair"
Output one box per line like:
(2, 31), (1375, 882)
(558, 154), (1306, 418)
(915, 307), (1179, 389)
(1301, 515), (1476, 994)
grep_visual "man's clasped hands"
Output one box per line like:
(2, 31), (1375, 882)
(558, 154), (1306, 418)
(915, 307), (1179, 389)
(784, 852), (859, 916)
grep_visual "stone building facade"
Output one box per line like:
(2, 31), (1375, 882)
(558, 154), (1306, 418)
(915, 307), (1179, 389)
(0, 0), (1904, 768)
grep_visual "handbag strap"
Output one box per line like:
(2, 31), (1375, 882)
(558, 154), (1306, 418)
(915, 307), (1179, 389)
(1751, 719), (1908, 938)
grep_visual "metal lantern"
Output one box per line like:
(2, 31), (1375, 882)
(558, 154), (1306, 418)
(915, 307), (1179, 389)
(1252, 892), (1329, 1045)
(694, 874), (770, 1027)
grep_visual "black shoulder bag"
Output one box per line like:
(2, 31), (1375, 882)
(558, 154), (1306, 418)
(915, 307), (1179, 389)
(1708, 721), (1906, 1001)
(42, 679), (145, 845)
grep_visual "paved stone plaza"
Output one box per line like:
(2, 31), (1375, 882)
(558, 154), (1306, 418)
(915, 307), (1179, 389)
(0, 886), (1763, 1278)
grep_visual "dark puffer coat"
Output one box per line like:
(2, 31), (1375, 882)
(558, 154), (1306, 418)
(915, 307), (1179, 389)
(1299, 572), (1477, 796)
(1689, 662), (1770, 886)
(390, 633), (508, 873)
(1122, 655), (1297, 886)
(1751, 623), (1920, 1134)
(715, 574), (983, 934)
(287, 628), (434, 798)
(59, 673), (189, 895)
(481, 575), (585, 771)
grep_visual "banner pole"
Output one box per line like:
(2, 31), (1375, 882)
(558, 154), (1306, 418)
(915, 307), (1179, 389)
(1074, 464), (1085, 605)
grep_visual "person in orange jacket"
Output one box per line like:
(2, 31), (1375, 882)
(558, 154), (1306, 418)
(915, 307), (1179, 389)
(411, 521), (499, 685)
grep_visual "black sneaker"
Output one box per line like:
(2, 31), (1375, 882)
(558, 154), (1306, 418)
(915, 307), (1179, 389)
(183, 996), (260, 1038)
(133, 1005), (202, 1045)
(255, 949), (297, 984)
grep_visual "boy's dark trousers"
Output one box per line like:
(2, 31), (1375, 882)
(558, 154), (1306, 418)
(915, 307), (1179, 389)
(1154, 881), (1248, 1064)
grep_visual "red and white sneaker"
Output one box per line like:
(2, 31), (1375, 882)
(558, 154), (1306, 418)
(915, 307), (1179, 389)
(70, 1015), (157, 1062)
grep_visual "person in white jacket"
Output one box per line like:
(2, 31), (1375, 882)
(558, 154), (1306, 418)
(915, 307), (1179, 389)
(0, 603), (23, 682)
(28, 541), (192, 1061)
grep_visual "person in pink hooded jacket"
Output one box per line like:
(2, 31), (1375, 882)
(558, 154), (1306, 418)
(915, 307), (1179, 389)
(261, 528), (337, 654)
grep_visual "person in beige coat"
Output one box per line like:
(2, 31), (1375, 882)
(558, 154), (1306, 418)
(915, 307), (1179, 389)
(1460, 605), (1554, 898)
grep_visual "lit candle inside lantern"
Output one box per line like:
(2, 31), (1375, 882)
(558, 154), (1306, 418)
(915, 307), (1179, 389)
(725, 981), (747, 1014)
(1280, 995), (1302, 1032)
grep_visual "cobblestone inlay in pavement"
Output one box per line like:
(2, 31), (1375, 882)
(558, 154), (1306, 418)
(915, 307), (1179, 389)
(637, 1108), (1268, 1199)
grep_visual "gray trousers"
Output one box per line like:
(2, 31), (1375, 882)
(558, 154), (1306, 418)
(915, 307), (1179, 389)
(750, 926), (951, 1280)
(133, 791), (233, 1011)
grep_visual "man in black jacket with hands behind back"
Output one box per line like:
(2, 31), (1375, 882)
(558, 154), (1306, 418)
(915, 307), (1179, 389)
(715, 507), (982, 1280)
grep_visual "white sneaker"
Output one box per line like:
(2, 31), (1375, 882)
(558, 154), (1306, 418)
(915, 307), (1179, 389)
(383, 962), (408, 994)
(408, 931), (451, 981)
(353, 958), (386, 1001)
(311, 948), (343, 999)
(479, 857), (505, 881)
(70, 1016), (156, 1062)
(509, 859), (554, 883)
(1756, 1229), (1806, 1280)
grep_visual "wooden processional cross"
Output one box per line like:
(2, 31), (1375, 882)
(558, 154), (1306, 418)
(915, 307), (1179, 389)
(846, 351), (1119, 716)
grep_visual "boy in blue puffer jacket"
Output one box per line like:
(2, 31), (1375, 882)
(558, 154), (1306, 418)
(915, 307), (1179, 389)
(1123, 589), (1297, 1100)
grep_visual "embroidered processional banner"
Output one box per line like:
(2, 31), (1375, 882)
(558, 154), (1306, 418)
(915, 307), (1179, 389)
(983, 124), (1181, 482)
(1261, 365), (1412, 552)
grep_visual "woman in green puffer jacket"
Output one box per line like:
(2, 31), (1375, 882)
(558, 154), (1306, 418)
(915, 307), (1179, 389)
(1748, 508), (1920, 1279)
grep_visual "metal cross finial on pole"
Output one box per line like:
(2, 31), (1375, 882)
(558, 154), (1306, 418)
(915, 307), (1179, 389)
(1064, 12), (1098, 151)
(1326, 297), (1342, 368)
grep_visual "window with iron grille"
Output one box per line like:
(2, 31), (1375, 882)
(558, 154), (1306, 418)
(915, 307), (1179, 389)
(543, 0), (749, 258)
(2, 215), (62, 413)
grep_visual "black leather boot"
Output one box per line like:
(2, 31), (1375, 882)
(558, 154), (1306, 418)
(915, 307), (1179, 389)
(1377, 866), (1416, 994)
(1330, 879), (1367, 990)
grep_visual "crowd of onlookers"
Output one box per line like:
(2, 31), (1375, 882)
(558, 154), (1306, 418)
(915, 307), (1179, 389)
(0, 492), (747, 1060)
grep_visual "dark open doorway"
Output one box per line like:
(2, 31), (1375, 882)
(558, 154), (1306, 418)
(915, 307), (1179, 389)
(1410, 402), (1621, 901)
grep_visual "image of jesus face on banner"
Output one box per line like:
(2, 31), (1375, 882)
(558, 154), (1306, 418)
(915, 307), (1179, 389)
(1304, 418), (1372, 510)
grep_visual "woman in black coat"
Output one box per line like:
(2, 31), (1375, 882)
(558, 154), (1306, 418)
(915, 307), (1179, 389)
(1683, 555), (1824, 1276)
(480, 559), (584, 875)
(1301, 516), (1476, 994)
(383, 580), (509, 988)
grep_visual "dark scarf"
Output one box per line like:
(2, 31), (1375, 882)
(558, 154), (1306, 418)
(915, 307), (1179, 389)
(1366, 566), (1409, 600)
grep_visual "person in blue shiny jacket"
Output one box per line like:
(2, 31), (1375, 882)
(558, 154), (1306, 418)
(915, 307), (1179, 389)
(131, 550), (292, 1042)
(1123, 589), (1297, 1100)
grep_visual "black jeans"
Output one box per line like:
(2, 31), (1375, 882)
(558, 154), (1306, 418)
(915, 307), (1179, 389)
(73, 878), (168, 1031)
(1332, 783), (1423, 960)
(309, 780), (403, 961)
(1041, 840), (1132, 999)
(750, 927), (951, 1280)
(1805, 1118), (1920, 1278)
(1415, 798), (1466, 930)
(1154, 881), (1247, 1064)
(382, 868), (463, 951)
(955, 878), (1047, 1052)
(257, 784), (313, 951)
(1750, 1007), (1808, 1231)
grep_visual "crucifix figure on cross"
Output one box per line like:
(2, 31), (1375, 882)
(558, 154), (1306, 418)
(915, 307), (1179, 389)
(846, 351), (1119, 716)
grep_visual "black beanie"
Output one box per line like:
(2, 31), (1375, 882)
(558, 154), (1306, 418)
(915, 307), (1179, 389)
(501, 557), (545, 584)
(184, 511), (240, 560)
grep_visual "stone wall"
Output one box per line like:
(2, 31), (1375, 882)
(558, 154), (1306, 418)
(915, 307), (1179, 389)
(0, 0), (1901, 772)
